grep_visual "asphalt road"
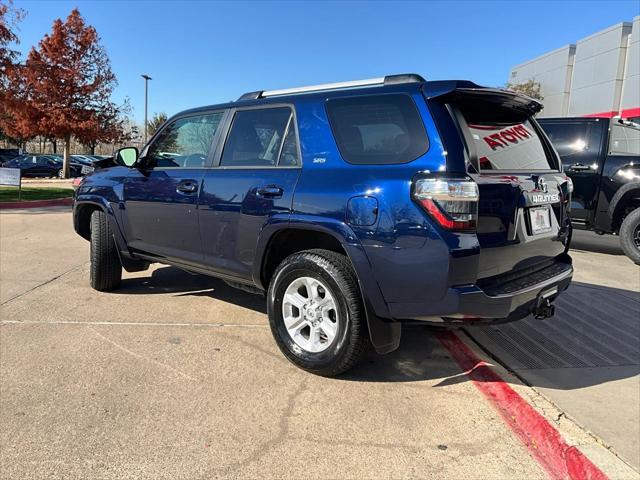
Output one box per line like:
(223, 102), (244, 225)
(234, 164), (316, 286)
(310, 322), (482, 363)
(0, 208), (637, 479)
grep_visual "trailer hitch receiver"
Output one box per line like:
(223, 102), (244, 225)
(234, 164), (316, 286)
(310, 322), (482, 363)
(534, 286), (558, 320)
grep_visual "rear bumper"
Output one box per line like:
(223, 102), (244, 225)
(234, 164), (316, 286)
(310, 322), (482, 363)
(388, 255), (573, 325)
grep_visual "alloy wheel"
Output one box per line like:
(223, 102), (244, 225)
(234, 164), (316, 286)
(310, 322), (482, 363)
(282, 276), (339, 353)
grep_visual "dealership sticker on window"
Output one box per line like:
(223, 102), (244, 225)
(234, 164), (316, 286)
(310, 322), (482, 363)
(468, 122), (550, 171)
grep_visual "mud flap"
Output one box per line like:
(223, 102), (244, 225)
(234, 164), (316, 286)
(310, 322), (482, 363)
(364, 297), (401, 354)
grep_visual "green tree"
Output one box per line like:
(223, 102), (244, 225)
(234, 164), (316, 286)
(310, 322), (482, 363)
(147, 112), (168, 137)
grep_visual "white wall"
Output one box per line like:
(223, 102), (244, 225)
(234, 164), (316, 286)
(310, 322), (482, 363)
(620, 16), (640, 116)
(510, 45), (575, 117)
(568, 22), (632, 116)
(509, 17), (639, 119)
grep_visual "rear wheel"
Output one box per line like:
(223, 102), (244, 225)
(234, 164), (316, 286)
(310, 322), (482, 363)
(57, 169), (64, 179)
(620, 208), (640, 265)
(90, 210), (122, 291)
(267, 249), (369, 376)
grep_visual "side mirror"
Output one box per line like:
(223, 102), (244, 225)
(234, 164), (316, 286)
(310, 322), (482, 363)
(116, 147), (139, 167)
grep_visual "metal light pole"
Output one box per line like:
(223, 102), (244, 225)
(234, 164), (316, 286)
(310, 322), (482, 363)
(141, 74), (152, 144)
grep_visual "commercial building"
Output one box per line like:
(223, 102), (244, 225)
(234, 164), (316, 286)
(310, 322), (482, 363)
(509, 17), (639, 121)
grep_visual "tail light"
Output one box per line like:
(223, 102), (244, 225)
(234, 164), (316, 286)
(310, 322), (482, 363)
(413, 177), (479, 231)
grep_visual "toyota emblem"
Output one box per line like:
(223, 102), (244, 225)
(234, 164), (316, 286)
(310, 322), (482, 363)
(536, 177), (548, 193)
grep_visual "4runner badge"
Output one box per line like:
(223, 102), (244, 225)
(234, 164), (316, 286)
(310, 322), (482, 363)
(531, 192), (559, 203)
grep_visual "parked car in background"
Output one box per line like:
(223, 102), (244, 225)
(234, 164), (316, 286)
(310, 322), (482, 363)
(0, 148), (21, 166)
(71, 155), (98, 175)
(87, 154), (117, 170)
(70, 155), (95, 165)
(74, 74), (574, 376)
(3, 154), (84, 178)
(539, 117), (640, 263)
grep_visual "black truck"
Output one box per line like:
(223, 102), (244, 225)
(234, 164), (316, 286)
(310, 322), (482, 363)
(539, 117), (640, 264)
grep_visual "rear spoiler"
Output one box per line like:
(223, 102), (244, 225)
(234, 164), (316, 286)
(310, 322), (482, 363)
(423, 80), (543, 116)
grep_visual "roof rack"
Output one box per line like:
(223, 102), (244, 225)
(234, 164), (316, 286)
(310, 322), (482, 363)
(237, 73), (426, 101)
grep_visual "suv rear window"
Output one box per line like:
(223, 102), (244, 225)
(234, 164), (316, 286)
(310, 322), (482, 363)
(326, 94), (428, 165)
(467, 120), (552, 171)
(453, 98), (554, 172)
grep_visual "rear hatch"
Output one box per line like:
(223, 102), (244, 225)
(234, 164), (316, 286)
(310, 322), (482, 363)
(426, 85), (572, 280)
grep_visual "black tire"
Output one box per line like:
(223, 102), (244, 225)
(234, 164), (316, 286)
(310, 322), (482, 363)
(57, 169), (64, 179)
(620, 208), (640, 265)
(90, 210), (122, 291)
(267, 249), (370, 376)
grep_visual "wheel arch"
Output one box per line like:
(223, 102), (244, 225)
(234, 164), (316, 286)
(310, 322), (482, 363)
(75, 199), (150, 273)
(74, 200), (110, 240)
(608, 182), (640, 231)
(255, 218), (401, 355)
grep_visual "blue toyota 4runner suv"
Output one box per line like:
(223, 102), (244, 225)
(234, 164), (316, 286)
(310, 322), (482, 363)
(73, 74), (573, 376)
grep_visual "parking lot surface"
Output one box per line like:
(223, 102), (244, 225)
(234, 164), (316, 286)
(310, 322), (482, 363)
(1, 208), (638, 479)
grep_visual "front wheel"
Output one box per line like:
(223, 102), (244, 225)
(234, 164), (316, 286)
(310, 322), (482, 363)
(267, 249), (370, 377)
(90, 210), (122, 291)
(620, 208), (640, 265)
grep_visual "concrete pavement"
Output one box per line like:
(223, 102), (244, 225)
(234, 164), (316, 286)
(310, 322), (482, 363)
(0, 206), (82, 303)
(0, 209), (638, 479)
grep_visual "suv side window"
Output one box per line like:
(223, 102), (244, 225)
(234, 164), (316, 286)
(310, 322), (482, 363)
(220, 107), (299, 167)
(326, 94), (429, 164)
(145, 113), (223, 168)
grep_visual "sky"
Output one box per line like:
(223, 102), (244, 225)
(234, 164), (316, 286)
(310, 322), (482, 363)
(12, 0), (640, 123)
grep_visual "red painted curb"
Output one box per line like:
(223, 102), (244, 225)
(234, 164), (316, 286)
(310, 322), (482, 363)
(437, 330), (608, 480)
(0, 197), (73, 210)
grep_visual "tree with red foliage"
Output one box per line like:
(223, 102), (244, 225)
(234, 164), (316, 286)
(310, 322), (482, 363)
(20, 9), (120, 176)
(0, 0), (26, 145)
(76, 98), (133, 154)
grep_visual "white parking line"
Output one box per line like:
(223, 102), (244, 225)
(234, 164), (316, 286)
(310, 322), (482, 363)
(1, 320), (269, 328)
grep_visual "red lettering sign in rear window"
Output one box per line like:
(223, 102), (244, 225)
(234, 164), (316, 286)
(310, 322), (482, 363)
(468, 120), (552, 171)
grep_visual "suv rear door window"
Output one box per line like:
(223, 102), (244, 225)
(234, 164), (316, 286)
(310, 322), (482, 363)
(326, 94), (428, 165)
(221, 107), (299, 167)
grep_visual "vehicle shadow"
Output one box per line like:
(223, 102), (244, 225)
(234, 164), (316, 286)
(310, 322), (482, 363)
(570, 229), (624, 256)
(460, 281), (640, 390)
(114, 267), (639, 389)
(116, 265), (267, 314)
(346, 280), (640, 389)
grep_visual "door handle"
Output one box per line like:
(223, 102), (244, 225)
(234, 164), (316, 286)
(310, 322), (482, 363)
(176, 180), (199, 194)
(257, 185), (283, 197)
(569, 163), (592, 172)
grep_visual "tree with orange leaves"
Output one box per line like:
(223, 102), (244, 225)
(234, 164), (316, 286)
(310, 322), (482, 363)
(18, 9), (121, 176)
(0, 0), (26, 146)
